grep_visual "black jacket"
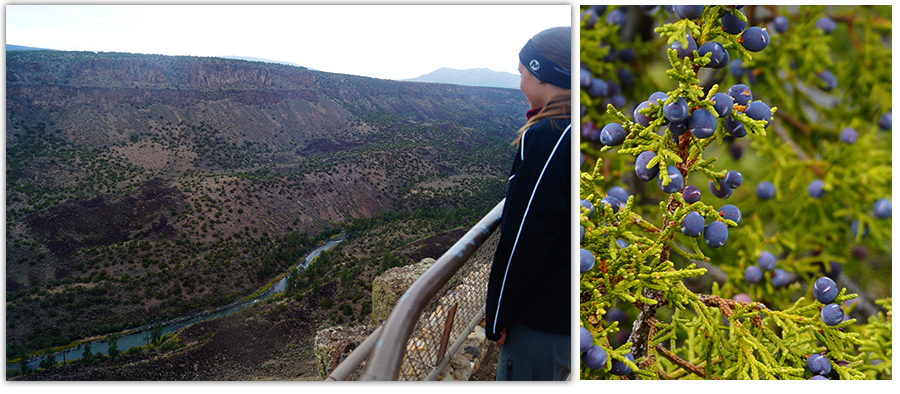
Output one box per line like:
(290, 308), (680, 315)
(485, 116), (571, 341)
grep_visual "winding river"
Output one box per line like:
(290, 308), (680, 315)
(8, 237), (344, 372)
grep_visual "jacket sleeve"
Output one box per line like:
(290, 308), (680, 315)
(485, 120), (571, 341)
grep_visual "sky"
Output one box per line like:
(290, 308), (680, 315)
(5, 3), (572, 81)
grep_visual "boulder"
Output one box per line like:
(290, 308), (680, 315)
(313, 325), (374, 380)
(316, 256), (492, 381)
(370, 258), (435, 324)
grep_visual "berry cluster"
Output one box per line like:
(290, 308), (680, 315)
(743, 250), (792, 288)
(677, 202), (741, 249)
(580, 311), (634, 375)
(674, 6), (770, 54)
(580, 327), (634, 376)
(806, 276), (851, 379)
(579, 5), (890, 380)
(580, 326), (608, 370)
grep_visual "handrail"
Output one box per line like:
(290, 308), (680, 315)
(359, 199), (505, 381)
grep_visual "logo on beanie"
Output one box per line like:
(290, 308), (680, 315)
(529, 59), (540, 71)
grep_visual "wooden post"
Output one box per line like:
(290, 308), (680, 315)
(437, 303), (458, 358)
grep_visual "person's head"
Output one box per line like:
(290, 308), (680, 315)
(514, 26), (571, 145)
(517, 26), (571, 109)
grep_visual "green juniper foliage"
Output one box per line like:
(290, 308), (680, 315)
(579, 5), (891, 380)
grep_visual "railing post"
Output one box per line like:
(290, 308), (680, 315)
(359, 199), (504, 381)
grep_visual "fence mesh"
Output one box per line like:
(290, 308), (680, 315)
(396, 227), (501, 380)
(341, 226), (502, 381)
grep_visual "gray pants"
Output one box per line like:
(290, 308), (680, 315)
(495, 324), (571, 381)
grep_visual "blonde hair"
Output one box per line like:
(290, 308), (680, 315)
(513, 94), (572, 147)
(514, 27), (571, 147)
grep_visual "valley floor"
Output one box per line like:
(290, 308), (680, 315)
(14, 225), (500, 381)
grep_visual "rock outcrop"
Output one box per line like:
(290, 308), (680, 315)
(316, 255), (492, 381)
(369, 258), (436, 324)
(313, 324), (377, 380)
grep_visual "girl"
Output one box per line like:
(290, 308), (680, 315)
(485, 26), (572, 381)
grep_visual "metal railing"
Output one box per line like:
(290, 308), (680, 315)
(326, 199), (504, 381)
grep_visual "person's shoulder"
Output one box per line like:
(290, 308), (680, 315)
(524, 116), (571, 144)
(530, 116), (571, 131)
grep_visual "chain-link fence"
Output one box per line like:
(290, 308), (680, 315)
(328, 200), (504, 381)
(395, 227), (500, 380)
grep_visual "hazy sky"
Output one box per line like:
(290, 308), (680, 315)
(5, 4), (572, 80)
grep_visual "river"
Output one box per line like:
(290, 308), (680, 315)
(8, 237), (344, 372)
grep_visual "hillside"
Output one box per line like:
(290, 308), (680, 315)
(5, 50), (527, 360)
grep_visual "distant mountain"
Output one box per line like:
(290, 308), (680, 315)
(218, 55), (306, 68)
(405, 67), (519, 89)
(6, 44), (57, 51)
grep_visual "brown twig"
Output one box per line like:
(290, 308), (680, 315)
(698, 294), (767, 329)
(639, 352), (657, 371)
(655, 344), (707, 379)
